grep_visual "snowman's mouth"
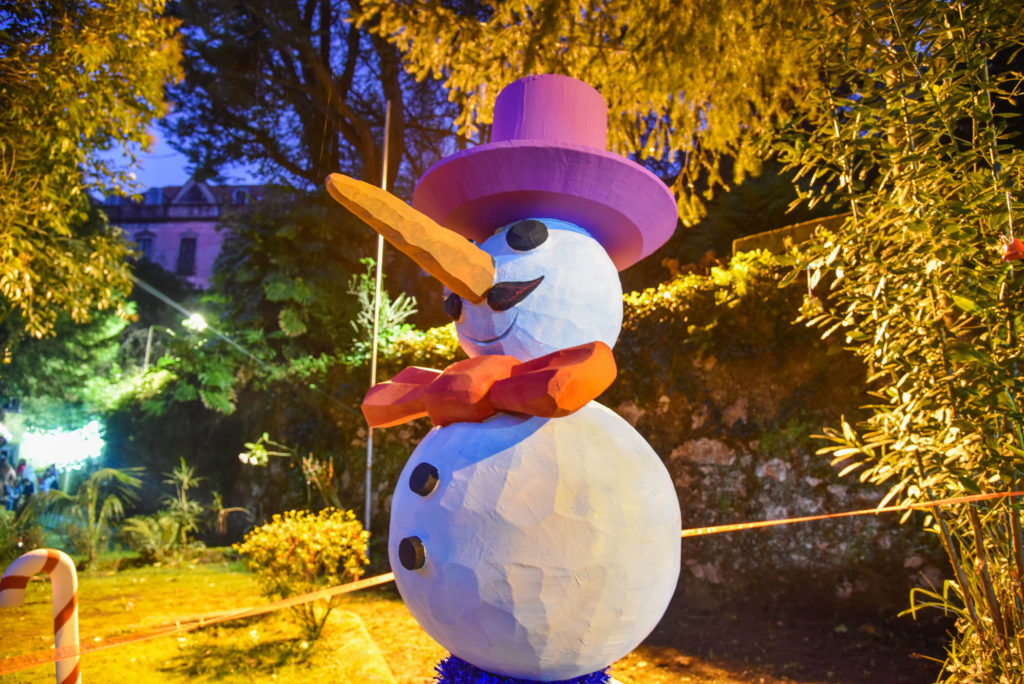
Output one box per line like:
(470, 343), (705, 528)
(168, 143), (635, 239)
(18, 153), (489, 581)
(463, 314), (518, 345)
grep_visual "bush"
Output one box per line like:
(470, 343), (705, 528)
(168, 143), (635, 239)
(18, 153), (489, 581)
(234, 508), (369, 640)
(0, 507), (44, 567)
(121, 512), (181, 564)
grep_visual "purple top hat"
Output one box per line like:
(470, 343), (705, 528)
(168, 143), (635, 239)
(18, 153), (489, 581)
(413, 74), (678, 271)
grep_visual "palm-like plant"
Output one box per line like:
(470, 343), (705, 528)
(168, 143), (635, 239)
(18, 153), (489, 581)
(163, 458), (204, 548)
(44, 467), (143, 567)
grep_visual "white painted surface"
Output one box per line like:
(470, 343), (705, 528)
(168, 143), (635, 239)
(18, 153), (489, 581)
(456, 220), (623, 361)
(389, 403), (681, 681)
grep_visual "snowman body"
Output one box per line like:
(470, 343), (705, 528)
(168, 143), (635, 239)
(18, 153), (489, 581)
(388, 403), (680, 681)
(327, 74), (685, 682)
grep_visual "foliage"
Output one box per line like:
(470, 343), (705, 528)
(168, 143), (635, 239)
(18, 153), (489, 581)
(621, 160), (841, 292)
(132, 193), (421, 420)
(209, 490), (250, 537)
(44, 467), (143, 566)
(358, 0), (836, 223)
(384, 323), (463, 373)
(234, 508), (369, 640)
(239, 433), (343, 510)
(121, 511), (179, 564)
(616, 249), (816, 399)
(0, 0), (180, 339)
(0, 505), (45, 567)
(3, 261), (197, 426)
(380, 250), (807, 376)
(0, 205), (159, 428)
(163, 458), (205, 549)
(0, 303), (130, 429)
(165, 0), (458, 192)
(211, 189), (371, 357)
(341, 257), (418, 367)
(238, 432), (296, 468)
(127, 188), (380, 418)
(385, 321), (462, 368)
(770, 1), (1024, 678)
(119, 259), (198, 370)
(623, 250), (800, 355)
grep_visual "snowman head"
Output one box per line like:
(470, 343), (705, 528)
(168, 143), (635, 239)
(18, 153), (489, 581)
(327, 75), (678, 361)
(326, 172), (623, 362)
(446, 218), (621, 361)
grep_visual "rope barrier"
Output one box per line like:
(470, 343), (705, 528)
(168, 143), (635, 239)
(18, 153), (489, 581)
(681, 489), (1024, 538)
(3, 488), (1023, 677)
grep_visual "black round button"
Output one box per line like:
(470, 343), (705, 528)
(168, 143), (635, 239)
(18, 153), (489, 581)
(409, 462), (439, 496)
(398, 536), (426, 570)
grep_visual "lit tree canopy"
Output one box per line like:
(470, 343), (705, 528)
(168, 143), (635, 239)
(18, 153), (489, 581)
(0, 0), (181, 339)
(165, 0), (460, 193)
(357, 0), (831, 222)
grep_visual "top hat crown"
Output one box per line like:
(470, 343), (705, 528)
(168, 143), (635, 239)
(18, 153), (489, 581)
(413, 74), (678, 271)
(490, 74), (608, 149)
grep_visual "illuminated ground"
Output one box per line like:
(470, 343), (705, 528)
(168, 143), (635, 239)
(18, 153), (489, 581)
(0, 556), (946, 683)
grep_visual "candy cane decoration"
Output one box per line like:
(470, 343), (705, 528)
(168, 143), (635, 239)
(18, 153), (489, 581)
(0, 549), (80, 684)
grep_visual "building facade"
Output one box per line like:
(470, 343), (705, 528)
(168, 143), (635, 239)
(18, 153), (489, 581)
(100, 179), (263, 289)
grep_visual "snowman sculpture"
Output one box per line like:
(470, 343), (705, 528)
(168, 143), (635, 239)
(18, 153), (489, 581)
(327, 75), (681, 683)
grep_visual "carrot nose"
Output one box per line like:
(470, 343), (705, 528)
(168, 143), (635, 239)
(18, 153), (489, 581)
(326, 174), (495, 303)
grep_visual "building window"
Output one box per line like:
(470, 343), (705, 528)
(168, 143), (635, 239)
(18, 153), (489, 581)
(232, 189), (249, 205)
(176, 237), (197, 276)
(136, 233), (153, 261)
(144, 188), (164, 206)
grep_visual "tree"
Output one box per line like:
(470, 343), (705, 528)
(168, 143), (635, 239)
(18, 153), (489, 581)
(0, 205), (135, 429)
(210, 188), (373, 359)
(0, 0), (181, 339)
(165, 0), (459, 193)
(0, 308), (129, 430)
(771, 2), (1024, 677)
(357, 0), (832, 223)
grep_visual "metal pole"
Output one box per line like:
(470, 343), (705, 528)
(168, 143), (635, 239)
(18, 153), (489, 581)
(366, 100), (391, 536)
(143, 325), (154, 371)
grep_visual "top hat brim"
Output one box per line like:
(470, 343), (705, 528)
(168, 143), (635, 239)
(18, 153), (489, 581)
(412, 141), (678, 271)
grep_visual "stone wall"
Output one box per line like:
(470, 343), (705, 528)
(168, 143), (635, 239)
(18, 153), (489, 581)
(607, 331), (944, 618)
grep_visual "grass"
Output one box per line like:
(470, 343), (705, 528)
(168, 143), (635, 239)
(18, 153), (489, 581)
(0, 552), (773, 683)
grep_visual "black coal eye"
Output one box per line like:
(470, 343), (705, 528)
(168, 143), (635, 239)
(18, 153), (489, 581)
(443, 292), (463, 320)
(506, 220), (548, 251)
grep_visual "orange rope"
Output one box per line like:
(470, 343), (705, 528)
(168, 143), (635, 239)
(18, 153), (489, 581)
(681, 489), (1024, 538)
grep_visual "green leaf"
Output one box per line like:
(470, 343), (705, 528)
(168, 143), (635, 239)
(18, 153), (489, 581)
(278, 307), (308, 337)
(199, 388), (235, 414)
(951, 295), (980, 314)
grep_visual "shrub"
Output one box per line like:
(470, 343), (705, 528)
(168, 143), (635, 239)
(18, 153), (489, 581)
(121, 512), (180, 564)
(0, 507), (44, 567)
(234, 508), (369, 640)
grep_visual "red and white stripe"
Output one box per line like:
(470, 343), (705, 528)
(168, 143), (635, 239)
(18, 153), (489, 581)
(0, 549), (80, 684)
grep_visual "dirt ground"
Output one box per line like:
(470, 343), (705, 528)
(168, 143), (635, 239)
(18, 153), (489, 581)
(350, 580), (950, 684)
(608, 594), (950, 684)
